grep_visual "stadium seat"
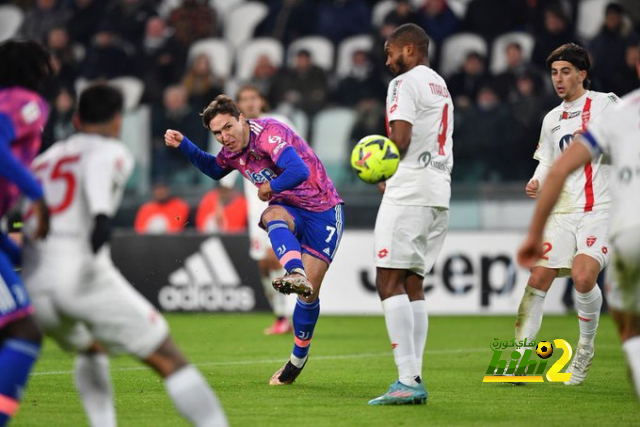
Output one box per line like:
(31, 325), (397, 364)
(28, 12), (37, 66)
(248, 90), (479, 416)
(576, 0), (609, 40)
(109, 77), (145, 111)
(489, 32), (535, 75)
(188, 38), (233, 80)
(0, 5), (24, 43)
(447, 0), (472, 19)
(121, 105), (151, 193)
(236, 37), (284, 81)
(224, 1), (268, 49)
(439, 32), (487, 78)
(336, 35), (374, 79)
(311, 107), (357, 184)
(372, 0), (395, 28)
(287, 36), (334, 72)
(210, 0), (245, 22)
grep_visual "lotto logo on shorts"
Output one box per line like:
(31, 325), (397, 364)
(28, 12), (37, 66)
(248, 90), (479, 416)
(586, 236), (597, 247)
(378, 249), (389, 259)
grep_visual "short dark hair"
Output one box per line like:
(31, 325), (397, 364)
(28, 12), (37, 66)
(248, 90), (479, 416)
(546, 43), (591, 89)
(388, 23), (429, 60)
(201, 94), (242, 130)
(0, 39), (54, 96)
(78, 84), (124, 124)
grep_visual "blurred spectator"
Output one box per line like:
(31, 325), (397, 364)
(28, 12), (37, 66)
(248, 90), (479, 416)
(493, 42), (544, 102)
(463, 0), (528, 42)
(383, 0), (422, 27)
(590, 3), (638, 93)
(41, 88), (75, 153)
(134, 181), (190, 234)
(349, 98), (387, 144)
(167, 0), (217, 48)
(104, 0), (158, 49)
(370, 21), (398, 83)
(531, 4), (579, 69)
(19, 0), (70, 44)
(250, 54), (279, 102)
(151, 85), (209, 184)
(611, 43), (640, 96)
(270, 49), (329, 117)
(195, 184), (248, 233)
(317, 0), (371, 45)
(181, 53), (224, 109)
(453, 85), (513, 182)
(335, 49), (385, 106)
(45, 26), (79, 91)
(619, 0), (640, 32)
(79, 22), (133, 80)
(67, 0), (109, 47)
(448, 51), (490, 109)
(137, 16), (188, 104)
(254, 0), (317, 47)
(419, 0), (460, 47)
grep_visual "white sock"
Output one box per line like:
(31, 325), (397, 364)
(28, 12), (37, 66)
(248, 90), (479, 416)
(623, 337), (640, 401)
(574, 285), (602, 347)
(410, 300), (428, 377)
(382, 294), (419, 387)
(515, 286), (547, 344)
(74, 353), (115, 427)
(165, 365), (228, 427)
(269, 268), (289, 317)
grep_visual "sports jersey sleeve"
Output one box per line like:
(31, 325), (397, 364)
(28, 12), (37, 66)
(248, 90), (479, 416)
(269, 146), (310, 193)
(0, 112), (44, 200)
(580, 114), (613, 158)
(178, 136), (231, 180)
(84, 145), (134, 216)
(531, 117), (554, 185)
(258, 122), (295, 164)
(387, 76), (418, 125)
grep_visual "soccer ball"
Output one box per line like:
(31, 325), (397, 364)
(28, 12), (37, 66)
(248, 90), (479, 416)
(536, 341), (554, 359)
(350, 135), (400, 184)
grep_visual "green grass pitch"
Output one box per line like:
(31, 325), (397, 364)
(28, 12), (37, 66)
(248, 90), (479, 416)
(14, 314), (640, 426)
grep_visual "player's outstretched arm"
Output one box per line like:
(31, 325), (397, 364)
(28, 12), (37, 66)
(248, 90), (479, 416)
(517, 141), (592, 267)
(165, 129), (231, 180)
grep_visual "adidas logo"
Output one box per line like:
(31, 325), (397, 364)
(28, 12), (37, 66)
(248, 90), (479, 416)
(158, 237), (256, 311)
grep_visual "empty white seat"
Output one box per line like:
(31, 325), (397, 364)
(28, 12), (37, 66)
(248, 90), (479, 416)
(489, 32), (535, 75)
(576, 0), (609, 40)
(287, 36), (335, 72)
(210, 0), (245, 22)
(236, 37), (284, 81)
(311, 107), (357, 183)
(188, 38), (233, 79)
(336, 35), (374, 79)
(224, 2), (268, 49)
(108, 77), (145, 111)
(372, 0), (396, 28)
(439, 32), (487, 77)
(0, 5), (24, 42)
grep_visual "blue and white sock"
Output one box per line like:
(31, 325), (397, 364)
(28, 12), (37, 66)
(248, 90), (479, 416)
(0, 338), (41, 425)
(291, 298), (320, 367)
(267, 220), (304, 273)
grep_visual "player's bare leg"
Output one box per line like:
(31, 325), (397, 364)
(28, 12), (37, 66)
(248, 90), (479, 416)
(564, 254), (602, 385)
(368, 268), (427, 405)
(270, 255), (327, 385)
(144, 337), (228, 427)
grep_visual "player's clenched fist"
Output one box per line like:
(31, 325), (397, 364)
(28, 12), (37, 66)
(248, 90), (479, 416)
(525, 179), (540, 199)
(165, 129), (184, 148)
(517, 234), (543, 268)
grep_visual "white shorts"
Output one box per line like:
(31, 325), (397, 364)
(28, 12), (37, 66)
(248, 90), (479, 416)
(535, 210), (610, 277)
(374, 203), (449, 277)
(23, 252), (168, 358)
(607, 226), (640, 315)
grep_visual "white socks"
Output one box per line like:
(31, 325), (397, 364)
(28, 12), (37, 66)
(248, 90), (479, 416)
(623, 336), (640, 401)
(411, 300), (428, 376)
(515, 286), (547, 344)
(575, 285), (602, 347)
(382, 294), (419, 387)
(165, 365), (228, 427)
(74, 353), (115, 427)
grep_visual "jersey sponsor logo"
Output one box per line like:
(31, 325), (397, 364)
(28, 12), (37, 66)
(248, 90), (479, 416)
(608, 94), (619, 103)
(389, 103), (398, 113)
(560, 110), (580, 120)
(586, 235), (596, 247)
(248, 168), (277, 184)
(418, 151), (432, 168)
(159, 237), (256, 311)
(558, 134), (573, 152)
(551, 125), (561, 134)
(378, 248), (389, 259)
(273, 141), (287, 156)
(390, 79), (402, 103)
(269, 135), (282, 145)
(20, 100), (41, 124)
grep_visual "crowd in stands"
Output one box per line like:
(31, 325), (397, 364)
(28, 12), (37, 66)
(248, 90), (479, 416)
(2, 0), (640, 229)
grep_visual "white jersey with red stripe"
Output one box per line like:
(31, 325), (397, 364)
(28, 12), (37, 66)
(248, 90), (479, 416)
(384, 64), (454, 208)
(580, 88), (640, 239)
(533, 90), (619, 213)
(23, 133), (134, 259)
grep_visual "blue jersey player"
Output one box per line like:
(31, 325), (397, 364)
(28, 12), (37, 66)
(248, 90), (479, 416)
(0, 39), (53, 425)
(165, 94), (344, 385)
